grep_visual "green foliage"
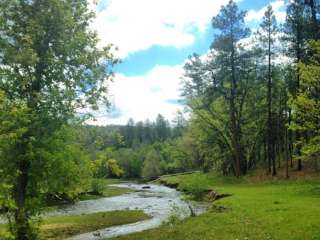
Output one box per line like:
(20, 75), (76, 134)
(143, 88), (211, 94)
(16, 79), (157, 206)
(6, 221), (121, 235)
(178, 0), (320, 177)
(91, 148), (124, 178)
(107, 159), (124, 178)
(179, 173), (211, 200)
(0, 0), (319, 238)
(142, 149), (162, 180)
(0, 91), (30, 210)
(90, 179), (106, 196)
(113, 148), (143, 179)
(0, 0), (118, 238)
(289, 41), (320, 164)
(181, 0), (259, 176)
(163, 204), (187, 227)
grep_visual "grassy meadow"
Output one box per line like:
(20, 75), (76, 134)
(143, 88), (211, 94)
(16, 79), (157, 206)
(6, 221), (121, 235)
(109, 172), (320, 240)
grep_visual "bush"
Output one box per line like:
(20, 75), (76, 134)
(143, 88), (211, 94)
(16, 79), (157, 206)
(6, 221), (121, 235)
(90, 179), (105, 195)
(107, 159), (124, 177)
(179, 173), (211, 200)
(163, 204), (188, 226)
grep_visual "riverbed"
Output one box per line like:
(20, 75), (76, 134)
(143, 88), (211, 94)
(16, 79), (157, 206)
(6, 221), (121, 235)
(61, 183), (207, 239)
(1, 183), (208, 239)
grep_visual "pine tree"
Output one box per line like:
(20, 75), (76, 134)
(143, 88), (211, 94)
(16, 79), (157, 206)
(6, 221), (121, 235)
(259, 5), (278, 176)
(211, 0), (250, 176)
(284, 0), (307, 171)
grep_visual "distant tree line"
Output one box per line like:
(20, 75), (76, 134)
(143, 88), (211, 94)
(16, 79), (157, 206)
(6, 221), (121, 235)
(82, 113), (185, 150)
(78, 112), (189, 180)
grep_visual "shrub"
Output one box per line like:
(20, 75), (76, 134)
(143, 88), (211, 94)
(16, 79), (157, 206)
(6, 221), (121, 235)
(90, 179), (105, 195)
(163, 204), (188, 226)
(179, 173), (211, 200)
(107, 159), (124, 177)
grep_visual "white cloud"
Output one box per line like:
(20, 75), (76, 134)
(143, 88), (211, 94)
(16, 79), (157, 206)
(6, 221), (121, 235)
(87, 64), (185, 125)
(245, 0), (286, 23)
(90, 0), (242, 58)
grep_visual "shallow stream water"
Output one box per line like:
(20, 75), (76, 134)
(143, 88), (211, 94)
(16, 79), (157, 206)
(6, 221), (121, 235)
(65, 183), (207, 240)
(0, 183), (208, 239)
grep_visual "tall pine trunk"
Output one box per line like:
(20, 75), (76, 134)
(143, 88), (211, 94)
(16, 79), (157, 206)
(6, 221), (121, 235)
(277, 94), (282, 169)
(267, 26), (276, 176)
(231, 44), (242, 177)
(285, 124), (290, 179)
(288, 109), (294, 168)
(296, 40), (303, 171)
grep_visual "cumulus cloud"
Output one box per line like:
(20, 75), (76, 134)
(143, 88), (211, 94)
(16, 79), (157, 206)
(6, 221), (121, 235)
(87, 64), (185, 125)
(245, 0), (286, 23)
(90, 0), (242, 58)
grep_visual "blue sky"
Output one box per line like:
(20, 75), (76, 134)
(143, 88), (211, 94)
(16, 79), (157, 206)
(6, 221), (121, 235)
(88, 0), (286, 125)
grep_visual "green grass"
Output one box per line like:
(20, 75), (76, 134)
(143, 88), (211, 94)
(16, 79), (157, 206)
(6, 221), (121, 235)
(110, 173), (320, 240)
(0, 210), (150, 240)
(79, 178), (133, 201)
(79, 185), (133, 200)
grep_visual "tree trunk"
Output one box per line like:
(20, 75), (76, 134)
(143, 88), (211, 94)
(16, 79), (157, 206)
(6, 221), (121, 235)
(295, 22), (303, 171)
(271, 127), (277, 176)
(14, 160), (30, 240)
(264, 136), (270, 173)
(277, 94), (282, 169)
(230, 43), (242, 177)
(230, 96), (242, 177)
(267, 27), (276, 176)
(284, 95), (290, 178)
(288, 109), (294, 168)
(297, 157), (303, 171)
(285, 126), (289, 179)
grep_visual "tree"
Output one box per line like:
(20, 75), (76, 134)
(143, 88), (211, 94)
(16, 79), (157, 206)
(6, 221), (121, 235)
(211, 0), (250, 176)
(0, 0), (117, 239)
(142, 149), (162, 180)
(181, 1), (259, 177)
(144, 119), (155, 143)
(107, 159), (124, 178)
(289, 41), (320, 169)
(113, 148), (143, 178)
(124, 118), (136, 147)
(284, 0), (308, 171)
(136, 121), (146, 143)
(172, 110), (187, 138)
(259, 5), (278, 176)
(304, 0), (320, 39)
(155, 114), (171, 141)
